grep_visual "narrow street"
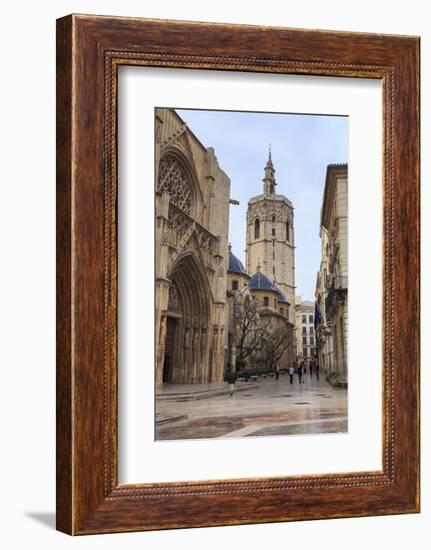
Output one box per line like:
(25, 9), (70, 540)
(156, 372), (347, 440)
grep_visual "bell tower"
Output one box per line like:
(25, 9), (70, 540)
(245, 148), (296, 322)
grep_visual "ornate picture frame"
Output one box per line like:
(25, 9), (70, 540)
(56, 14), (420, 534)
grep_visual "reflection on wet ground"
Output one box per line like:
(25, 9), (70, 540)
(156, 374), (347, 441)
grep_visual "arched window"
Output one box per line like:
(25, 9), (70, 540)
(157, 155), (193, 215)
(286, 221), (290, 241)
(254, 218), (260, 239)
(272, 215), (276, 223)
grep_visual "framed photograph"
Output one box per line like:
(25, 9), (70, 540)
(56, 14), (420, 535)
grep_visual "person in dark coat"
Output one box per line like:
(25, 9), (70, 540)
(298, 362), (304, 384)
(226, 368), (237, 396)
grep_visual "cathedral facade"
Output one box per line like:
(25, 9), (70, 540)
(155, 109), (230, 389)
(155, 109), (296, 388)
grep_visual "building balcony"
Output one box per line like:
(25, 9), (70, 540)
(325, 276), (348, 319)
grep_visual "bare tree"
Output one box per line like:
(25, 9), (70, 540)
(259, 324), (293, 371)
(234, 296), (271, 364)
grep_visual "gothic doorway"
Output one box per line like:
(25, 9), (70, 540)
(166, 252), (212, 383)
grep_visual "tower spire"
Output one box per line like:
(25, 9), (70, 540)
(263, 146), (276, 195)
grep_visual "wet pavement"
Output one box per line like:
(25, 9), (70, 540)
(155, 373), (348, 441)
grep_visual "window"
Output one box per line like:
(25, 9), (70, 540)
(254, 218), (260, 239)
(272, 215), (276, 223)
(274, 298), (277, 308)
(272, 240), (275, 247)
(302, 315), (306, 323)
(273, 265), (275, 275)
(302, 337), (307, 345)
(309, 326), (314, 334)
(280, 308), (284, 316)
(273, 251), (275, 260)
(272, 227), (275, 237)
(286, 221), (290, 241)
(309, 315), (313, 323)
(303, 348), (308, 357)
(310, 337), (315, 345)
(263, 296), (269, 307)
(302, 326), (306, 334)
(232, 280), (238, 291)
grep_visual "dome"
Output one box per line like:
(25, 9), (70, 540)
(248, 270), (276, 291)
(228, 250), (247, 275)
(274, 286), (289, 303)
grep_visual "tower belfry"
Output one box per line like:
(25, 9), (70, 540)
(245, 149), (296, 323)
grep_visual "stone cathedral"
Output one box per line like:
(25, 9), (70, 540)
(155, 108), (296, 389)
(155, 108), (230, 390)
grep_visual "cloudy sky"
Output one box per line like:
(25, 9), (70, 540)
(176, 108), (348, 301)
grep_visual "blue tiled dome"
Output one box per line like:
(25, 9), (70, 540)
(228, 251), (247, 275)
(248, 270), (275, 291)
(274, 286), (288, 303)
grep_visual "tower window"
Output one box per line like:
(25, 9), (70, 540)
(232, 280), (238, 291)
(270, 184), (274, 194)
(254, 218), (260, 239)
(272, 215), (276, 223)
(286, 221), (290, 241)
(263, 296), (269, 307)
(272, 228), (275, 237)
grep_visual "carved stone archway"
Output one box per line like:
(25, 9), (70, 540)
(162, 252), (213, 384)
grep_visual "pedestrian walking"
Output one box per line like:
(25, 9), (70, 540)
(309, 362), (313, 377)
(275, 365), (280, 380)
(298, 362), (304, 384)
(288, 365), (294, 384)
(226, 367), (237, 397)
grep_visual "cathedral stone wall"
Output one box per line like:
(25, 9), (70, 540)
(155, 109), (230, 389)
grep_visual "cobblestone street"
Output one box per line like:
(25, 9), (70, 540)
(156, 373), (347, 440)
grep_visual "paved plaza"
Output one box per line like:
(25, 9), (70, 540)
(155, 373), (347, 440)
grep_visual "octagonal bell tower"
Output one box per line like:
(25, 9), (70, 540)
(245, 149), (295, 322)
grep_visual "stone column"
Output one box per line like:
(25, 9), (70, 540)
(200, 325), (208, 382)
(211, 325), (219, 382)
(155, 315), (167, 390)
(192, 326), (200, 383)
(183, 324), (192, 383)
